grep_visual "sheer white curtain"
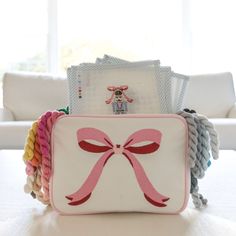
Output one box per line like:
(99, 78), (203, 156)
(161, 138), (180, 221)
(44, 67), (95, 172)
(58, 0), (185, 73)
(0, 0), (47, 74)
(0, 0), (47, 107)
(59, 0), (236, 77)
(185, 0), (236, 78)
(1, 0), (235, 77)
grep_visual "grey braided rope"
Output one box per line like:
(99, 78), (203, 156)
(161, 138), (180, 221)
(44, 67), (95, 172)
(197, 114), (219, 160)
(190, 173), (208, 208)
(192, 113), (220, 208)
(191, 116), (211, 179)
(177, 111), (198, 168)
(177, 111), (207, 207)
(178, 110), (219, 208)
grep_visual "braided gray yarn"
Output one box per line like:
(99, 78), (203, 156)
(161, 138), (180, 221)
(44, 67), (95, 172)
(177, 111), (206, 207)
(177, 111), (198, 168)
(191, 116), (211, 179)
(178, 110), (219, 208)
(190, 173), (208, 208)
(197, 114), (219, 160)
(190, 116), (210, 207)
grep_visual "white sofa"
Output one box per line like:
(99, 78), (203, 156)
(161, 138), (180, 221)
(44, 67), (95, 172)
(184, 72), (236, 150)
(0, 72), (69, 149)
(0, 71), (236, 150)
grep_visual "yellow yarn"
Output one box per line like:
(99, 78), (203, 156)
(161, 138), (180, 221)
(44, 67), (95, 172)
(23, 121), (38, 161)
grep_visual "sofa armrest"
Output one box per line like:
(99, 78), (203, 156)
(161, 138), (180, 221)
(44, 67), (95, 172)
(0, 108), (14, 121)
(227, 103), (236, 118)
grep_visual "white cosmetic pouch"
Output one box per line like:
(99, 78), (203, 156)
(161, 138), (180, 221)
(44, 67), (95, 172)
(50, 114), (189, 215)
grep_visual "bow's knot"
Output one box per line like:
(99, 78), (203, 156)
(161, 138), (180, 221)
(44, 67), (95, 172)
(113, 144), (124, 155)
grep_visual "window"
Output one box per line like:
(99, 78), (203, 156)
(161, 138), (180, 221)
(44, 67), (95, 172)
(1, 0), (236, 107)
(1, 0), (236, 76)
(182, 0), (236, 78)
(58, 0), (184, 75)
(0, 0), (47, 106)
(0, 0), (48, 76)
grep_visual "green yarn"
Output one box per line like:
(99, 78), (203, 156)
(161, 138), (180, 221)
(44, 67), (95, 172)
(58, 106), (70, 114)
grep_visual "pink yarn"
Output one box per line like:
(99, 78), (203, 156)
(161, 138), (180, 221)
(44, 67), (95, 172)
(37, 111), (64, 201)
(25, 162), (35, 175)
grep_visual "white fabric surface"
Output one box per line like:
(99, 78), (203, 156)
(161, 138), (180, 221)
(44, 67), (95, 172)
(228, 103), (236, 118)
(3, 72), (68, 120)
(184, 72), (235, 118)
(0, 121), (32, 149)
(51, 115), (189, 214)
(210, 118), (236, 150)
(0, 108), (14, 121)
(0, 150), (235, 236)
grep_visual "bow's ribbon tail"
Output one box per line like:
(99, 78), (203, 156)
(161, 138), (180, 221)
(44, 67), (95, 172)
(123, 150), (169, 207)
(122, 91), (133, 103)
(105, 91), (115, 104)
(66, 150), (114, 205)
(106, 86), (116, 104)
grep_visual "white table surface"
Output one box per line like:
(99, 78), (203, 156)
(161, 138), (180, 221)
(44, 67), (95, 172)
(0, 150), (236, 236)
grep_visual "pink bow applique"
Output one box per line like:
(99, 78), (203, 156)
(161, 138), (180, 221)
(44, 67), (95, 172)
(65, 128), (170, 207)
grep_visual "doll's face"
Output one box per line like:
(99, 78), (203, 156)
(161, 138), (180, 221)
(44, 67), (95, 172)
(114, 90), (123, 102)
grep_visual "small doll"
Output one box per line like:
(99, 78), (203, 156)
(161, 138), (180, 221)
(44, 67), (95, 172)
(105, 85), (133, 114)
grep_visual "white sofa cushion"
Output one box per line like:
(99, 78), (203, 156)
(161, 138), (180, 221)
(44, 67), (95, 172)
(0, 108), (14, 121)
(227, 103), (236, 118)
(210, 118), (236, 150)
(0, 121), (32, 149)
(3, 72), (69, 121)
(184, 72), (236, 118)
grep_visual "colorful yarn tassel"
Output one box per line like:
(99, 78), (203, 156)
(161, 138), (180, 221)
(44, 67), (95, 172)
(23, 109), (66, 205)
